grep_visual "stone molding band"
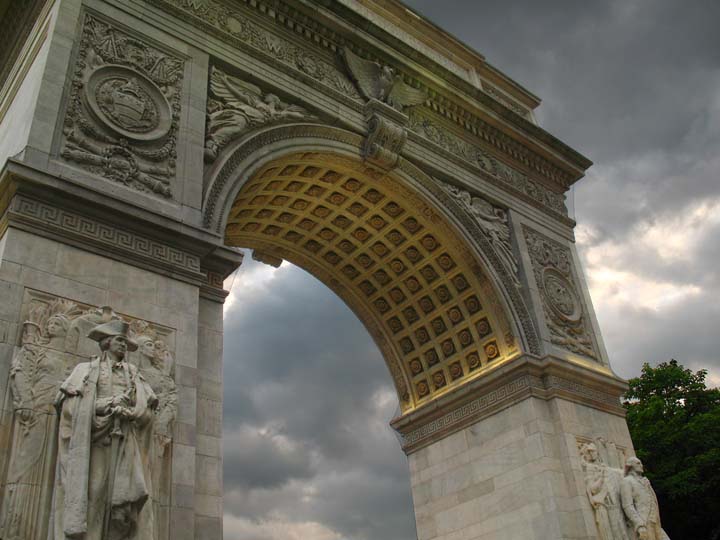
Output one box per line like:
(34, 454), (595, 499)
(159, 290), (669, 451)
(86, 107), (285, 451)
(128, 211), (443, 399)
(391, 355), (627, 454)
(0, 162), (243, 290)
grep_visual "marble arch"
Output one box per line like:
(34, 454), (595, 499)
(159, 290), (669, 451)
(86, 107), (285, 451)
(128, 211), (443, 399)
(212, 137), (529, 412)
(0, 0), (667, 539)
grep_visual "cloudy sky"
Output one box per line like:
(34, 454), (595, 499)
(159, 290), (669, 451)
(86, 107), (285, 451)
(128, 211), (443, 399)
(221, 1), (720, 539)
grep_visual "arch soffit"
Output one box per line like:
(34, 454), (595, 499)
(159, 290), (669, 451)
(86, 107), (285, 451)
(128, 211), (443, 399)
(205, 123), (541, 413)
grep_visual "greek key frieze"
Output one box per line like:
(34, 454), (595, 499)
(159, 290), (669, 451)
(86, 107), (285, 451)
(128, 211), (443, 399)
(9, 195), (202, 276)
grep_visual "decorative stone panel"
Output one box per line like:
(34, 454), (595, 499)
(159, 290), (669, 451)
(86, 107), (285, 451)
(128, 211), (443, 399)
(60, 12), (185, 198)
(523, 226), (599, 360)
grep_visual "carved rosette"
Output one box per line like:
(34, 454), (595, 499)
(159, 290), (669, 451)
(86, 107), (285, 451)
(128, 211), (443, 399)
(523, 227), (599, 360)
(61, 13), (184, 198)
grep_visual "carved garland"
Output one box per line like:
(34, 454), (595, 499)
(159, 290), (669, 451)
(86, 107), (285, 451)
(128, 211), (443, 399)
(60, 12), (185, 198)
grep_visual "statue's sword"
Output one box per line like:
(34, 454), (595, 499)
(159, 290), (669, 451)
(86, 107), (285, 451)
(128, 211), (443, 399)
(103, 414), (124, 539)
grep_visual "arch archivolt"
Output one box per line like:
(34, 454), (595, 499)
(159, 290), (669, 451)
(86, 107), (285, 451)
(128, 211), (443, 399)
(206, 124), (541, 413)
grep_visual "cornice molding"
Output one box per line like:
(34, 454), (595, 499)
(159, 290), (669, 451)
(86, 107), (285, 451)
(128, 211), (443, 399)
(141, 0), (590, 194)
(391, 355), (627, 454)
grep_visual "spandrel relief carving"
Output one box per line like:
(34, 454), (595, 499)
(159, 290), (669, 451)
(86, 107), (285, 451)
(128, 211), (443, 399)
(204, 66), (317, 162)
(0, 290), (177, 540)
(61, 13), (184, 198)
(523, 227), (599, 359)
(444, 185), (519, 287)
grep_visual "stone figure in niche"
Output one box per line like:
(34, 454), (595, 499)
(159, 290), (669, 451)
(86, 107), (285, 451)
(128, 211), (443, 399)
(53, 319), (158, 540)
(621, 457), (670, 540)
(579, 442), (629, 540)
(204, 66), (316, 162)
(132, 324), (177, 539)
(0, 299), (81, 540)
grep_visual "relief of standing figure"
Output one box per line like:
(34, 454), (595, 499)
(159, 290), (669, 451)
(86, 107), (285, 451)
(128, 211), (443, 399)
(53, 319), (157, 540)
(579, 442), (629, 540)
(621, 457), (670, 540)
(133, 331), (177, 539)
(0, 300), (80, 540)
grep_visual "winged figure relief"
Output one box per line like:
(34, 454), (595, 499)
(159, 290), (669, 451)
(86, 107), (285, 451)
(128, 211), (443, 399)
(342, 48), (427, 111)
(205, 67), (316, 161)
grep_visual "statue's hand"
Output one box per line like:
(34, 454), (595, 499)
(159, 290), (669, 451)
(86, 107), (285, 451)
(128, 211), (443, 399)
(638, 526), (648, 540)
(111, 393), (131, 408)
(96, 397), (114, 416)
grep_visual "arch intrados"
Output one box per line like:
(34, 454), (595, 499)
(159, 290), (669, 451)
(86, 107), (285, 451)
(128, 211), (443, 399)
(212, 128), (533, 413)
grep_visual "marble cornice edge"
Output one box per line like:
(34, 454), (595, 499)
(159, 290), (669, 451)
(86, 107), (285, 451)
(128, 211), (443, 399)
(0, 160), (238, 288)
(138, 0), (589, 191)
(391, 354), (627, 454)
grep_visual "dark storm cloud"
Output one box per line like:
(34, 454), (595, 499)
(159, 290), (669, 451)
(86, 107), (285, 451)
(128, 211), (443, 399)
(223, 255), (415, 539)
(222, 2), (720, 539)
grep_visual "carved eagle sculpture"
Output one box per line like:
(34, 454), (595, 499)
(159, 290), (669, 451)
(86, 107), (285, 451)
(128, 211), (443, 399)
(342, 48), (427, 112)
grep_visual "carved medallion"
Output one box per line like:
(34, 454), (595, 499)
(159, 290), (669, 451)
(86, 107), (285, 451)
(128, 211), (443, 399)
(524, 226), (598, 360)
(86, 66), (171, 140)
(542, 268), (581, 323)
(61, 14), (184, 198)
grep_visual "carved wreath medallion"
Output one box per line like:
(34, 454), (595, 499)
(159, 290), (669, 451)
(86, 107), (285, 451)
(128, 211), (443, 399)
(61, 13), (184, 198)
(524, 226), (598, 360)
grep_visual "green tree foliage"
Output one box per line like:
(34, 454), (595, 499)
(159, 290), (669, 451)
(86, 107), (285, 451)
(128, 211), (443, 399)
(624, 360), (720, 540)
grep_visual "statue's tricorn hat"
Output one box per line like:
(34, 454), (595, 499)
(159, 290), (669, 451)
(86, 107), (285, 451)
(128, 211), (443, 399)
(87, 319), (138, 351)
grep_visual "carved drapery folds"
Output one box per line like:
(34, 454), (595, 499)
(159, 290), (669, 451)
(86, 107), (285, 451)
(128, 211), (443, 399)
(204, 66), (317, 162)
(0, 291), (177, 540)
(342, 49), (427, 169)
(444, 185), (519, 287)
(523, 227), (599, 360)
(578, 438), (671, 540)
(61, 13), (184, 198)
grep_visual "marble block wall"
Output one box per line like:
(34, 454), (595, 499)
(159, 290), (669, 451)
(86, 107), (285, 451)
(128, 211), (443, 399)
(0, 225), (223, 540)
(408, 396), (633, 540)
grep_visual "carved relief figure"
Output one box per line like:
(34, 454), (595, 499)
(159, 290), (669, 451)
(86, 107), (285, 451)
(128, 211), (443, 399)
(132, 327), (178, 539)
(53, 319), (158, 540)
(204, 66), (316, 162)
(446, 185), (519, 286)
(0, 300), (81, 540)
(621, 457), (670, 540)
(579, 442), (629, 540)
(61, 14), (184, 198)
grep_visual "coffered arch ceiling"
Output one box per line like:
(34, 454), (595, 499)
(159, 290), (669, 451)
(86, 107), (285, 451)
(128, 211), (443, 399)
(221, 147), (529, 413)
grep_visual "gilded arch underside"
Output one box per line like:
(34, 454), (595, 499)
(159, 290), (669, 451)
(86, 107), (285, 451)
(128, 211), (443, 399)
(214, 139), (537, 412)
